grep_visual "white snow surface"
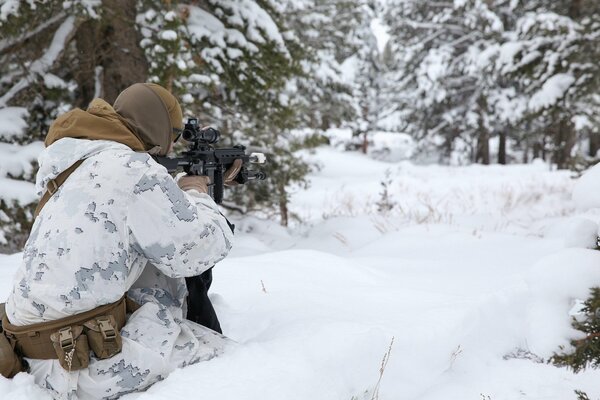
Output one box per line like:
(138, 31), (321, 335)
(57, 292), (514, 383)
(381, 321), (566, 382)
(572, 162), (600, 211)
(2, 147), (600, 399)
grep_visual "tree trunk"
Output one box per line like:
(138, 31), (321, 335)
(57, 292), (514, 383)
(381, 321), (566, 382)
(498, 131), (507, 165)
(278, 185), (289, 227)
(553, 119), (577, 169)
(100, 0), (148, 103)
(522, 139), (529, 164)
(475, 99), (490, 165)
(74, 21), (102, 107)
(589, 131), (600, 158)
(532, 142), (541, 160)
(361, 132), (368, 154)
(74, 0), (148, 106)
(475, 129), (490, 165)
(570, 0), (582, 18)
(542, 135), (548, 161)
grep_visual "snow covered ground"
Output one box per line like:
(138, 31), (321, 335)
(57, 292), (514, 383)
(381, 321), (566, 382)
(3, 147), (600, 399)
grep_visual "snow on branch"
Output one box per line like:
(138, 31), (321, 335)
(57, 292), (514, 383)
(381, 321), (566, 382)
(0, 140), (43, 206)
(0, 0), (23, 21)
(0, 15), (77, 107)
(0, 11), (67, 54)
(400, 19), (467, 34)
(529, 73), (575, 112)
(0, 107), (28, 140)
(211, 0), (288, 54)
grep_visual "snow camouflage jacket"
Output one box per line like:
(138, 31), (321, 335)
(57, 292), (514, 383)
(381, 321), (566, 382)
(5, 137), (235, 399)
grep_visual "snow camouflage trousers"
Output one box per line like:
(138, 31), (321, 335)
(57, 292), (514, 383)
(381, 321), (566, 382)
(5, 138), (235, 398)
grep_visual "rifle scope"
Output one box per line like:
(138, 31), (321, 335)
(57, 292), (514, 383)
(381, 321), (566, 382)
(182, 118), (220, 144)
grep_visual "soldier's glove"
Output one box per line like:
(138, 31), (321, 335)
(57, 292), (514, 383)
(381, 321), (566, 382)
(224, 159), (243, 187)
(178, 175), (211, 194)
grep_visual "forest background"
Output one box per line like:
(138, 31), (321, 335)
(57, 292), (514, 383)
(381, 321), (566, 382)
(0, 0), (598, 252)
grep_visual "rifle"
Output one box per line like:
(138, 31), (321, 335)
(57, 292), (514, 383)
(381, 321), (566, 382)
(154, 117), (266, 204)
(154, 118), (266, 332)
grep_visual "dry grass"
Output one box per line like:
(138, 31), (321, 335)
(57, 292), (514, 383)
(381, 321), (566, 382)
(332, 232), (349, 246)
(371, 336), (395, 400)
(318, 176), (575, 236)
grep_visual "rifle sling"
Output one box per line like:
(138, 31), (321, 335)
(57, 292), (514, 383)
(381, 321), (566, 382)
(34, 159), (85, 218)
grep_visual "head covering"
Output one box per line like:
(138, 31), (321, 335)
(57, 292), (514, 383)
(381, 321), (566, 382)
(144, 83), (184, 134)
(113, 83), (183, 156)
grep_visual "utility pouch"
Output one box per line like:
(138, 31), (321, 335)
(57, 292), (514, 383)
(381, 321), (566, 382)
(0, 332), (24, 378)
(83, 315), (122, 359)
(0, 303), (25, 378)
(50, 326), (89, 372)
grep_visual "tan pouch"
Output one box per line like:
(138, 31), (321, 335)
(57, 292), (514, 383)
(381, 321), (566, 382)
(50, 326), (89, 372)
(0, 331), (24, 378)
(83, 315), (122, 359)
(0, 303), (25, 378)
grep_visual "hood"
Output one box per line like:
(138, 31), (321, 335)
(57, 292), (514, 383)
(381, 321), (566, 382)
(35, 138), (130, 197)
(113, 83), (182, 156)
(45, 98), (147, 152)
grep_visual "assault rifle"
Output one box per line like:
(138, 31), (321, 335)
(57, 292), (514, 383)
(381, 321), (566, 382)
(154, 118), (267, 204)
(154, 118), (266, 332)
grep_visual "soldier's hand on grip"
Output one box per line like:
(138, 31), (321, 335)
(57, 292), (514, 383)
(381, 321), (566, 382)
(224, 159), (243, 186)
(178, 175), (211, 194)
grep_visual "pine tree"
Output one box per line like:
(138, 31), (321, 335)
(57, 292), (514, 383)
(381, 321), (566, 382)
(176, 1), (309, 226)
(491, 0), (600, 168)
(282, 0), (362, 131)
(381, 0), (506, 164)
(552, 287), (600, 372)
(344, 0), (380, 154)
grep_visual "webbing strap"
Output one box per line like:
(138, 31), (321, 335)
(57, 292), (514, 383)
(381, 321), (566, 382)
(34, 159), (85, 218)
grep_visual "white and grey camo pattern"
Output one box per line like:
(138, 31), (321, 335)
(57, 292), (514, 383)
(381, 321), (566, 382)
(5, 138), (235, 399)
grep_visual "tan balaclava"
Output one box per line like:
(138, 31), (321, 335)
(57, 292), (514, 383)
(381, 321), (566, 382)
(113, 83), (183, 156)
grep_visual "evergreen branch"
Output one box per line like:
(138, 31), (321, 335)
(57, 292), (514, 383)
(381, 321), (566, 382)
(0, 15), (79, 108)
(399, 19), (468, 34)
(0, 11), (67, 55)
(573, 332), (600, 346)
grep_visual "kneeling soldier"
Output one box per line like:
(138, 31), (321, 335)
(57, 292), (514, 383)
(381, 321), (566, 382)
(0, 83), (236, 399)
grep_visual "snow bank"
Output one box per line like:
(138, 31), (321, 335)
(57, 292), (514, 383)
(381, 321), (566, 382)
(573, 163), (600, 211)
(133, 220), (600, 400)
(525, 249), (600, 355)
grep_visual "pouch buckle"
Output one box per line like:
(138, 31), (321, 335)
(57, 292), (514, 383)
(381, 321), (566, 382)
(58, 327), (74, 350)
(97, 317), (116, 341)
(48, 179), (59, 195)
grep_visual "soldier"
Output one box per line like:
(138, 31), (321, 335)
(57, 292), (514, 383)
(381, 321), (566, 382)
(0, 83), (237, 399)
